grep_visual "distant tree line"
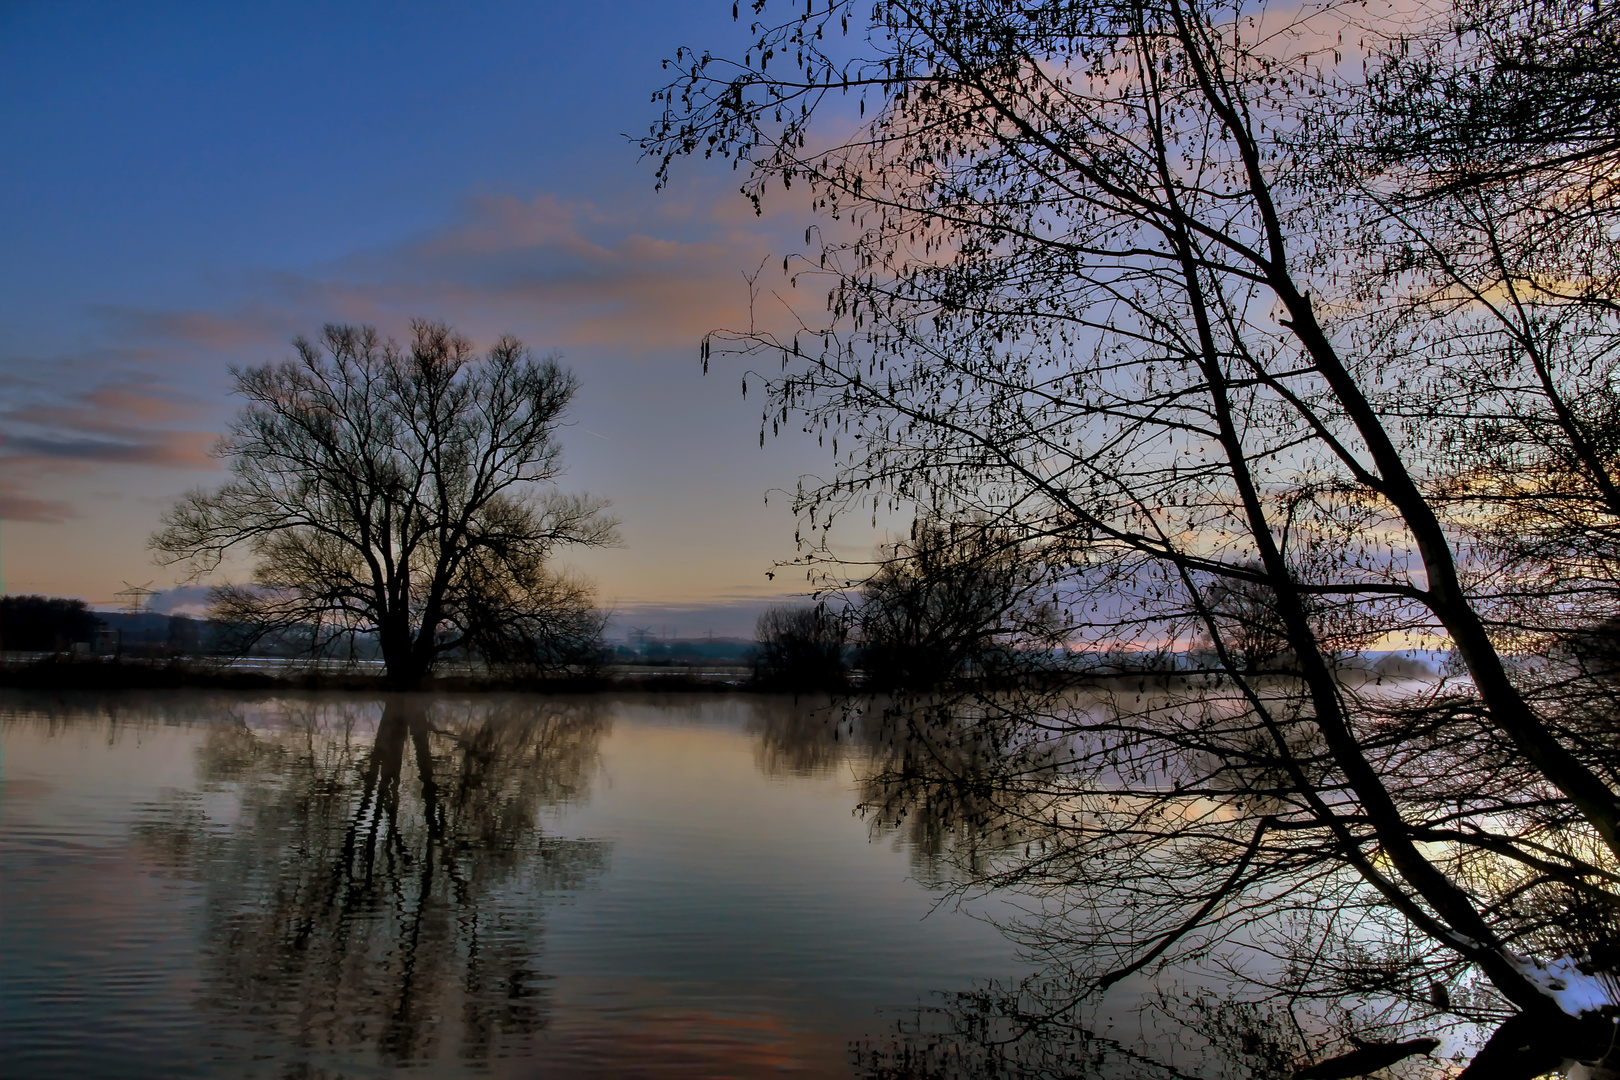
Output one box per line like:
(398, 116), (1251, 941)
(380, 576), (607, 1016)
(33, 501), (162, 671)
(0, 596), (307, 659)
(0, 595), (101, 652)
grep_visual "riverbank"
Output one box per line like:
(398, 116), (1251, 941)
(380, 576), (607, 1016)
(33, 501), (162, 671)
(0, 654), (757, 693)
(2, 650), (1421, 695)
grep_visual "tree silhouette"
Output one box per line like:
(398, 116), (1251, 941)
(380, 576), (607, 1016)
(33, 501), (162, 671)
(152, 321), (617, 689)
(855, 516), (1059, 691)
(648, 0), (1620, 1061)
(753, 603), (849, 690)
(0, 595), (100, 652)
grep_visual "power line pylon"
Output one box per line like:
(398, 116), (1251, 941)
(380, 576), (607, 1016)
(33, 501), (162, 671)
(113, 581), (157, 614)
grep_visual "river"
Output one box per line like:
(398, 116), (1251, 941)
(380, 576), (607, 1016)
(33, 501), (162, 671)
(0, 691), (1030, 1078)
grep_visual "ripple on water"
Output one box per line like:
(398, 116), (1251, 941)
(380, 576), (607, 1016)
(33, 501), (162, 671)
(1, 693), (1025, 1079)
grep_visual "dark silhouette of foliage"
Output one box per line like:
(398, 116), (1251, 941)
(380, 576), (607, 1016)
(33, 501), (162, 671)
(855, 517), (1059, 690)
(0, 594), (101, 652)
(649, 0), (1620, 1065)
(753, 603), (848, 690)
(1365, 0), (1620, 196)
(152, 321), (617, 689)
(1194, 561), (1324, 674)
(1292, 1037), (1440, 1080)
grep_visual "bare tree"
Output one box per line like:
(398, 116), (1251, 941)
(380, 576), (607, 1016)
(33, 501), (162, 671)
(1363, 0), (1620, 197)
(152, 321), (617, 689)
(856, 516), (1060, 690)
(753, 603), (849, 690)
(648, 0), (1620, 1064)
(1196, 562), (1299, 673)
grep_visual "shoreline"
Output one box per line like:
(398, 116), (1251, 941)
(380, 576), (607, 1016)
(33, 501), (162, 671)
(0, 655), (758, 694)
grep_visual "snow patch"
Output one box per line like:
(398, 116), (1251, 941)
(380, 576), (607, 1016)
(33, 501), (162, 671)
(1506, 952), (1620, 1018)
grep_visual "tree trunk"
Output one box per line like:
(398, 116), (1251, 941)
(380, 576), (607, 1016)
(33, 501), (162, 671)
(379, 616), (426, 691)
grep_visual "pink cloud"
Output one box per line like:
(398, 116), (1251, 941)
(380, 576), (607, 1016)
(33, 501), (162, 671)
(412, 192), (609, 259)
(0, 492), (78, 523)
(64, 183), (804, 362)
(1, 373), (220, 477)
(7, 380), (203, 434)
(5, 430), (218, 468)
(96, 305), (298, 350)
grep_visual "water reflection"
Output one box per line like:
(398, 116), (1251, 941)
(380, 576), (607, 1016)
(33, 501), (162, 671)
(748, 696), (1050, 883)
(134, 695), (611, 1069)
(809, 688), (1469, 1080)
(853, 979), (1311, 1080)
(747, 696), (1236, 1078)
(747, 694), (848, 779)
(5, 692), (1037, 1078)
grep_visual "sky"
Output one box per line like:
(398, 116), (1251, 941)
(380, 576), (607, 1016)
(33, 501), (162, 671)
(0, 1), (872, 638)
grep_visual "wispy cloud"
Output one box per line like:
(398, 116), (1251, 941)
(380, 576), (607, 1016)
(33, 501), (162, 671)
(107, 188), (789, 356)
(0, 360), (221, 520)
(5, 432), (216, 467)
(1, 375), (217, 470)
(0, 491), (78, 523)
(0, 181), (801, 534)
(94, 306), (304, 352)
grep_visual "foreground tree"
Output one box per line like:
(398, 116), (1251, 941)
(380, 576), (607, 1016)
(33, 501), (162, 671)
(650, 0), (1620, 1069)
(153, 321), (617, 689)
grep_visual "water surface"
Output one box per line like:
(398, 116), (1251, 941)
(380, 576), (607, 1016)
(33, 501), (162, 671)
(0, 691), (1026, 1078)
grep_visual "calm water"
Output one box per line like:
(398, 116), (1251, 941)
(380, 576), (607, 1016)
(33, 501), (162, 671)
(0, 692), (1027, 1078)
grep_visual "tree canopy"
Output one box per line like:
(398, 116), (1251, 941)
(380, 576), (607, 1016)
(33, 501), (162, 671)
(753, 602), (849, 690)
(153, 321), (616, 689)
(649, 0), (1620, 1067)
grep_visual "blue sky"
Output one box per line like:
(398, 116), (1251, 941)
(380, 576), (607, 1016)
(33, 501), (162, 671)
(1, 1), (871, 636)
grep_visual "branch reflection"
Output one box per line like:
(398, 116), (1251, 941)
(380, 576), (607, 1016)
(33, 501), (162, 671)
(134, 695), (611, 1068)
(753, 688), (1469, 1079)
(748, 695), (1050, 883)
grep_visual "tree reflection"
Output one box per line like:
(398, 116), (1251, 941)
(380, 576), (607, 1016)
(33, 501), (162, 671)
(769, 686), (1489, 1079)
(747, 695), (1048, 883)
(747, 694), (847, 779)
(134, 695), (610, 1069)
(854, 978), (1320, 1080)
